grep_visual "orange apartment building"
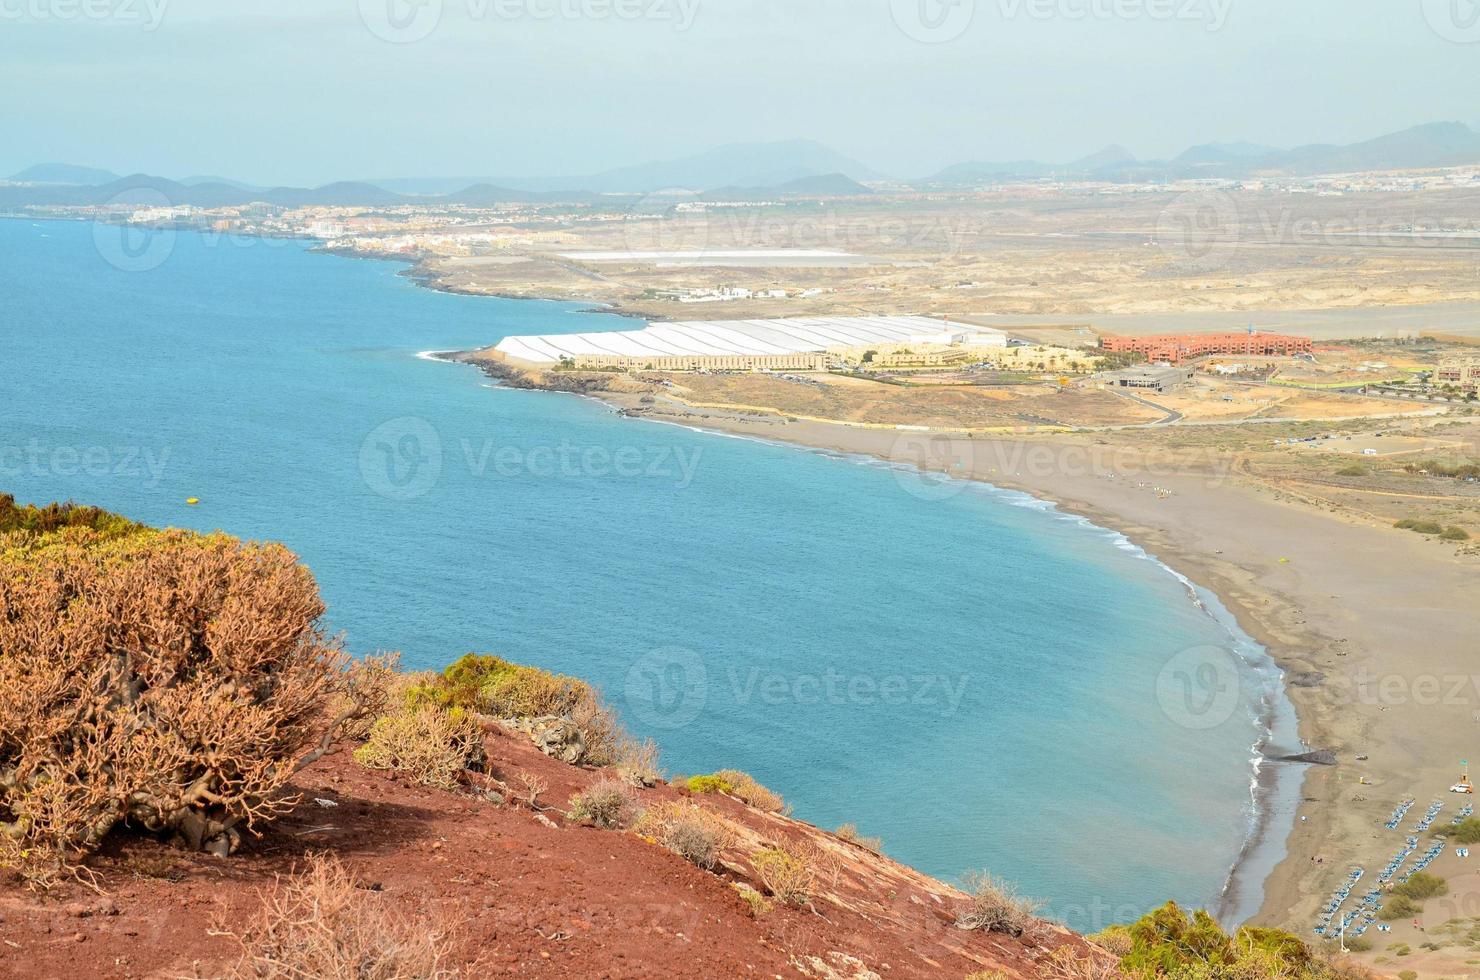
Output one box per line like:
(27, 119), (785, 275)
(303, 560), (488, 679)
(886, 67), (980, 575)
(1100, 332), (1314, 364)
(1435, 358), (1480, 396)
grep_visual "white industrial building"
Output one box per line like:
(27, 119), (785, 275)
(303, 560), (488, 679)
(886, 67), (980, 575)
(494, 315), (1008, 366)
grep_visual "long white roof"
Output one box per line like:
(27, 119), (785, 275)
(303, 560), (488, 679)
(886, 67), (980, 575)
(495, 315), (1001, 363)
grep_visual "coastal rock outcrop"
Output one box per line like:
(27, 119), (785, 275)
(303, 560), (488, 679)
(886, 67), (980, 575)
(501, 715), (590, 765)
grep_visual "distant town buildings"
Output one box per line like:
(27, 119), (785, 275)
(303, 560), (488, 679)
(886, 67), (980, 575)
(1100, 332), (1314, 364)
(1435, 357), (1480, 396)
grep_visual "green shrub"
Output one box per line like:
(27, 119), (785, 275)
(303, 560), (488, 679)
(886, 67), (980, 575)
(685, 771), (784, 812)
(1394, 872), (1448, 901)
(353, 704), (484, 790)
(434, 653), (590, 717)
(1450, 818), (1480, 844)
(1109, 902), (1338, 978)
(687, 774), (729, 795)
(1336, 465), (1368, 477)
(1405, 458), (1480, 480)
(752, 845), (814, 908)
(1440, 526), (1471, 541)
(732, 882), (772, 918)
(404, 654), (634, 767)
(1380, 895), (1421, 921)
(0, 493), (140, 540)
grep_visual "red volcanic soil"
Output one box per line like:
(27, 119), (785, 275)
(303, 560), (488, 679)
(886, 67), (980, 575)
(0, 724), (1093, 979)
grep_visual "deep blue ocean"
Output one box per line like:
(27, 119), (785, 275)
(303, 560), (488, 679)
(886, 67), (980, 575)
(0, 218), (1289, 930)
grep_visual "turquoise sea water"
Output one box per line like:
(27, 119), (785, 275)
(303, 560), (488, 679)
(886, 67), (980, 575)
(1, 219), (1291, 930)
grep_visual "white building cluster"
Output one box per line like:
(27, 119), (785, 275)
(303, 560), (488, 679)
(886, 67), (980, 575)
(494, 315), (1008, 372)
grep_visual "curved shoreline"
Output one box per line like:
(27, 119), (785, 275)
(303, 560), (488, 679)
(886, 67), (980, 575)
(625, 404), (1307, 926)
(435, 351), (1311, 926)
(368, 244), (1474, 946)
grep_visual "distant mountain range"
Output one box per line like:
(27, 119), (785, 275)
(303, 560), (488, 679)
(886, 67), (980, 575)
(0, 168), (870, 212)
(367, 140), (883, 196)
(10, 162), (123, 185)
(926, 122), (1480, 185)
(9, 123), (1480, 208)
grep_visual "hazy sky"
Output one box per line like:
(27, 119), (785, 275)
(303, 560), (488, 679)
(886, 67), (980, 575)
(3, 0), (1478, 184)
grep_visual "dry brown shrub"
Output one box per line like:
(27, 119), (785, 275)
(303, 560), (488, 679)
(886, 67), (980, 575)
(566, 779), (639, 830)
(569, 692), (628, 767)
(636, 801), (734, 870)
(834, 823), (883, 854)
(515, 772), (548, 809)
(615, 738), (664, 788)
(1040, 946), (1126, 980)
(223, 853), (459, 978)
(712, 770), (785, 813)
(334, 655), (402, 743)
(752, 843), (815, 908)
(1094, 930), (1134, 959)
(955, 872), (1043, 938)
(353, 705), (484, 791)
(0, 524), (373, 882)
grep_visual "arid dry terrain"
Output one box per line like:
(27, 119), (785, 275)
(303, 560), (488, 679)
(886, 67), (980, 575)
(407, 187), (1480, 326)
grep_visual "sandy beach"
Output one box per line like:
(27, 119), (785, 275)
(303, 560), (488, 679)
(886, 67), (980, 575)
(573, 387), (1480, 947)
